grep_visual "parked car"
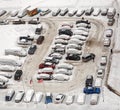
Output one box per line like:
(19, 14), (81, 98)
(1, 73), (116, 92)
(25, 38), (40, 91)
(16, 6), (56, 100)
(45, 92), (53, 104)
(0, 72), (12, 78)
(0, 65), (16, 72)
(92, 8), (101, 16)
(28, 18), (40, 24)
(53, 74), (70, 81)
(54, 39), (68, 45)
(77, 93), (86, 105)
(76, 9), (85, 17)
(60, 8), (69, 16)
(49, 52), (62, 60)
(105, 29), (113, 37)
(101, 8), (108, 16)
(5, 89), (15, 101)
(0, 82), (7, 89)
(97, 68), (105, 79)
(52, 8), (61, 16)
(57, 63), (73, 70)
(61, 22), (73, 28)
(36, 36), (44, 44)
(55, 68), (72, 76)
(85, 75), (93, 87)
(66, 95), (75, 105)
(59, 28), (73, 36)
(90, 94), (99, 105)
(100, 56), (107, 66)
(67, 43), (82, 50)
(107, 8), (116, 19)
(0, 10), (7, 16)
(45, 56), (59, 64)
(104, 38), (111, 47)
(28, 45), (37, 55)
(32, 92), (43, 104)
(15, 91), (25, 103)
(0, 75), (9, 83)
(10, 10), (19, 17)
(0, 20), (9, 25)
(52, 44), (66, 50)
(108, 18), (115, 26)
(66, 54), (80, 61)
(37, 74), (52, 80)
(35, 26), (43, 35)
(52, 48), (65, 55)
(82, 53), (95, 62)
(23, 89), (34, 103)
(68, 39), (84, 46)
(85, 7), (94, 15)
(14, 69), (23, 80)
(39, 62), (55, 69)
(55, 35), (70, 40)
(38, 67), (53, 74)
(12, 19), (26, 24)
(76, 19), (90, 25)
(40, 9), (51, 16)
(83, 87), (101, 94)
(68, 9), (77, 17)
(94, 78), (102, 87)
(54, 94), (65, 104)
(71, 34), (87, 41)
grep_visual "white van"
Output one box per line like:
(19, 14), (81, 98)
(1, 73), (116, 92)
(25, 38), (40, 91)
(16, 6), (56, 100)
(77, 93), (86, 105)
(0, 65), (16, 72)
(107, 8), (116, 19)
(0, 56), (22, 66)
(5, 47), (27, 57)
(66, 48), (82, 55)
(0, 75), (9, 82)
(32, 92), (43, 103)
(90, 94), (99, 105)
(57, 63), (73, 70)
(24, 89), (34, 103)
(94, 78), (102, 87)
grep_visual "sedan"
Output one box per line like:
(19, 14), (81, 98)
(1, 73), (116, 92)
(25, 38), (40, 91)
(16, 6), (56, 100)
(66, 95), (75, 105)
(66, 54), (80, 61)
(52, 74), (70, 81)
(12, 19), (25, 24)
(55, 68), (72, 75)
(28, 45), (37, 55)
(39, 62), (55, 69)
(54, 94), (65, 104)
(14, 70), (23, 80)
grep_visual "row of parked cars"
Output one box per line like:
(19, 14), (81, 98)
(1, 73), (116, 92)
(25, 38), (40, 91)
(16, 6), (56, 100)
(5, 89), (91, 105)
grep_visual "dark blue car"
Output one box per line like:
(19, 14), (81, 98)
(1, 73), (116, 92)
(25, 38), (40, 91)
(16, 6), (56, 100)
(83, 87), (100, 94)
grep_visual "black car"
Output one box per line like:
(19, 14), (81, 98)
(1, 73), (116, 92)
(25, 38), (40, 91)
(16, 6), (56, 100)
(45, 57), (59, 64)
(28, 19), (40, 24)
(66, 54), (80, 61)
(12, 19), (26, 24)
(14, 70), (23, 80)
(76, 19), (90, 25)
(28, 45), (37, 55)
(82, 53), (95, 62)
(52, 9), (61, 16)
(35, 27), (42, 35)
(85, 75), (93, 87)
(59, 28), (73, 36)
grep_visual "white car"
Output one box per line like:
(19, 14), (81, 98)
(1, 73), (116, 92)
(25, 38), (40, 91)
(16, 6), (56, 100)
(53, 74), (70, 81)
(97, 68), (105, 79)
(71, 35), (87, 41)
(55, 35), (70, 40)
(15, 91), (25, 103)
(92, 8), (101, 16)
(54, 94), (65, 104)
(76, 9), (85, 17)
(77, 93), (86, 105)
(0, 65), (16, 72)
(94, 78), (102, 87)
(67, 43), (82, 50)
(37, 74), (51, 80)
(101, 8), (108, 16)
(55, 68), (72, 75)
(0, 75), (9, 82)
(32, 92), (43, 103)
(54, 39), (68, 45)
(0, 72), (12, 78)
(65, 95), (74, 105)
(52, 44), (66, 49)
(57, 63), (73, 70)
(73, 30), (89, 37)
(68, 38), (84, 45)
(104, 38), (111, 47)
(68, 9), (77, 17)
(100, 56), (107, 66)
(105, 29), (113, 37)
(10, 10), (19, 17)
(66, 48), (82, 55)
(50, 53), (62, 59)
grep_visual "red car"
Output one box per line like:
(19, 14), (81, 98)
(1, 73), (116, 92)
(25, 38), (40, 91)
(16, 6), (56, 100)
(39, 62), (55, 69)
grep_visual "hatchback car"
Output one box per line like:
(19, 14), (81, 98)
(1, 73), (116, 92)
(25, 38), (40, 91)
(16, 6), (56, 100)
(54, 94), (65, 104)
(14, 70), (23, 80)
(82, 53), (95, 62)
(28, 45), (37, 55)
(85, 75), (93, 87)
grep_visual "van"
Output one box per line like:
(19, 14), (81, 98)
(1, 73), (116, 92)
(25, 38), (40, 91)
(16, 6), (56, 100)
(0, 56), (22, 66)
(36, 36), (44, 44)
(5, 47), (27, 57)
(5, 89), (15, 101)
(57, 63), (73, 70)
(94, 78), (102, 87)
(77, 93), (86, 105)
(24, 89), (34, 103)
(15, 91), (25, 103)
(107, 8), (116, 19)
(90, 94), (99, 105)
(0, 75), (9, 82)
(0, 65), (16, 72)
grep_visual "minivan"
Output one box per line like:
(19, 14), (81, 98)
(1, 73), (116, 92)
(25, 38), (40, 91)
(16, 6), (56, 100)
(36, 36), (44, 44)
(5, 89), (15, 101)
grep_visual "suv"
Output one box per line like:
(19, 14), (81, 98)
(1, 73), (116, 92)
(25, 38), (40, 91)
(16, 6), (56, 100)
(66, 54), (80, 61)
(82, 53), (95, 62)
(85, 75), (93, 87)
(28, 45), (37, 55)
(14, 70), (23, 80)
